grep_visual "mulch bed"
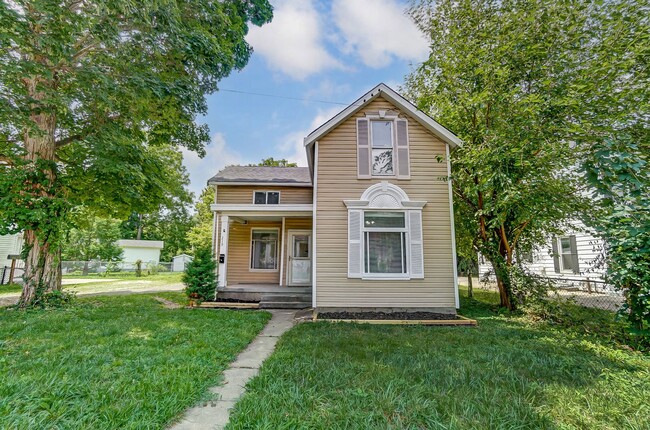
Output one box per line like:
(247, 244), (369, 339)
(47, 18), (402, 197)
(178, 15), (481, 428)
(318, 311), (460, 321)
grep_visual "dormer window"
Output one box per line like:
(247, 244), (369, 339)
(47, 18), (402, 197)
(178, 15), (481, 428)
(371, 120), (394, 175)
(253, 191), (280, 205)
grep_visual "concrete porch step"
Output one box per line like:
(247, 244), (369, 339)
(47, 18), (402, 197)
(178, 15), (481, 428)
(259, 301), (312, 309)
(260, 294), (312, 302)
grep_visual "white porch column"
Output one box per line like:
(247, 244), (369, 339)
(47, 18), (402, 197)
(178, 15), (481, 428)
(218, 215), (229, 287)
(279, 217), (286, 286)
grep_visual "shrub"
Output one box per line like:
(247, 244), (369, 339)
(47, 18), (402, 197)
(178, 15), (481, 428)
(182, 248), (217, 302)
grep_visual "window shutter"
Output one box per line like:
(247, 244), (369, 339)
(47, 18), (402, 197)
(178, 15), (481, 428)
(551, 238), (560, 273)
(395, 119), (410, 179)
(357, 118), (371, 179)
(348, 210), (363, 277)
(569, 235), (580, 274)
(408, 210), (424, 278)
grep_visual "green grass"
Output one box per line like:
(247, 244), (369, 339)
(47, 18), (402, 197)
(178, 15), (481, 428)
(0, 293), (271, 429)
(0, 283), (22, 294)
(227, 288), (650, 429)
(62, 271), (181, 280)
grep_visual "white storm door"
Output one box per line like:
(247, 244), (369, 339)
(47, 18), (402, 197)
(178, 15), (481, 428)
(288, 231), (311, 286)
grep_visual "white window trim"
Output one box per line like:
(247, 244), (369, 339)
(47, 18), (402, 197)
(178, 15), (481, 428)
(558, 236), (576, 273)
(252, 190), (281, 205)
(368, 116), (397, 178)
(362, 210), (409, 279)
(346, 182), (426, 281)
(249, 228), (280, 272)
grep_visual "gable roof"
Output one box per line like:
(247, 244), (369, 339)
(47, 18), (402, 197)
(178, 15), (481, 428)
(304, 83), (462, 149)
(207, 166), (312, 186)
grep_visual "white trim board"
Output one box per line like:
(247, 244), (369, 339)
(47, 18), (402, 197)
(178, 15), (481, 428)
(211, 204), (313, 212)
(304, 83), (462, 150)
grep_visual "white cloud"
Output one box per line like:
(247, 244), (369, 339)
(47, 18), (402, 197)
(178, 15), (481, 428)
(276, 106), (343, 166)
(182, 133), (253, 195)
(332, 0), (429, 68)
(247, 0), (343, 80)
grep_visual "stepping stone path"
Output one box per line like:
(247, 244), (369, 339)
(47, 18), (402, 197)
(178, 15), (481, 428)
(170, 310), (296, 430)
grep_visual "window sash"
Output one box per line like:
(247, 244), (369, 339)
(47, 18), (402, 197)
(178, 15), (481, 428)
(250, 230), (278, 270)
(362, 211), (408, 275)
(370, 120), (395, 176)
(253, 191), (280, 205)
(559, 237), (574, 271)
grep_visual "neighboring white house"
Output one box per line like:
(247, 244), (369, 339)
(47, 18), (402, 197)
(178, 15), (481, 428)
(0, 233), (23, 269)
(479, 222), (607, 287)
(172, 254), (193, 272)
(117, 240), (164, 264)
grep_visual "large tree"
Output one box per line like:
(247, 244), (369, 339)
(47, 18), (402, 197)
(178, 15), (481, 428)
(407, 0), (647, 311)
(186, 186), (214, 252)
(0, 0), (272, 306)
(405, 0), (590, 309)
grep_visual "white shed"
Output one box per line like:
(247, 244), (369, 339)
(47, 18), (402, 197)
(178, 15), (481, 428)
(117, 240), (164, 264)
(172, 254), (194, 272)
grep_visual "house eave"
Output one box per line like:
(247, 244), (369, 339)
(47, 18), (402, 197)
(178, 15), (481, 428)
(303, 83), (462, 151)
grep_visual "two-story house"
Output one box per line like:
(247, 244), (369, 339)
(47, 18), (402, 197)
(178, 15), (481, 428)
(209, 84), (462, 313)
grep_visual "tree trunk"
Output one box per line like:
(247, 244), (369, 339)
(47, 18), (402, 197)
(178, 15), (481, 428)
(136, 213), (143, 240)
(82, 260), (89, 276)
(467, 273), (474, 298)
(18, 78), (63, 307)
(19, 230), (62, 306)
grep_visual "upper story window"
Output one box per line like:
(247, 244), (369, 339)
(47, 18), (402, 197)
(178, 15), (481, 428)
(253, 191), (280, 205)
(371, 120), (394, 176)
(357, 117), (410, 180)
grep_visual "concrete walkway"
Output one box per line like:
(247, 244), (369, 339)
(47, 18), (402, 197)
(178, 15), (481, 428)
(170, 310), (296, 430)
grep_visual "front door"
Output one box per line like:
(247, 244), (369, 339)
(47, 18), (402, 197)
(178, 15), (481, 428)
(288, 231), (311, 286)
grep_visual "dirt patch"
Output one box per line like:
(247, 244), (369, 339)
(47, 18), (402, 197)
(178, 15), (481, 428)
(318, 311), (459, 320)
(153, 296), (183, 309)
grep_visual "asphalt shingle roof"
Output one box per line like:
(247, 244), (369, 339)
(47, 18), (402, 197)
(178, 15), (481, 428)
(207, 166), (312, 185)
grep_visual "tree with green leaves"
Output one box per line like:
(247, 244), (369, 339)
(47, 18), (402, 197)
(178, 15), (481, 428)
(0, 0), (272, 306)
(187, 187), (214, 252)
(62, 211), (123, 274)
(251, 157), (298, 167)
(406, 0), (591, 310)
(407, 0), (647, 314)
(183, 247), (217, 302)
(583, 140), (649, 346)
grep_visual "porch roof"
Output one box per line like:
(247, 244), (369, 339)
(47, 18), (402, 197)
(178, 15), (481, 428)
(207, 166), (312, 186)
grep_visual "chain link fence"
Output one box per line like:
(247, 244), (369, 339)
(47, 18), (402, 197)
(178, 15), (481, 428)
(546, 276), (623, 312)
(61, 261), (173, 276)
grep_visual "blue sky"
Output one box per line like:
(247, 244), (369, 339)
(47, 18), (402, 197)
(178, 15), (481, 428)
(182, 0), (429, 195)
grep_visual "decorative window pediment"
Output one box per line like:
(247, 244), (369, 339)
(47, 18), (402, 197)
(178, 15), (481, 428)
(344, 182), (426, 209)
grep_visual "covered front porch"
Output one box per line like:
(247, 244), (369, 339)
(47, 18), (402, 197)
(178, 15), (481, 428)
(214, 210), (313, 307)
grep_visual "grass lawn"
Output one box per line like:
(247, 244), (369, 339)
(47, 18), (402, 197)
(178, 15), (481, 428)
(227, 288), (650, 429)
(0, 292), (271, 429)
(0, 283), (22, 295)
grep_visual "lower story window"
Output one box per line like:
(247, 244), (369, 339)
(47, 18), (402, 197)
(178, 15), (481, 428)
(363, 212), (407, 274)
(251, 230), (278, 270)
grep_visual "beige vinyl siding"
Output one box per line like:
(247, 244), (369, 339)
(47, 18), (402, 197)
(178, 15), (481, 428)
(217, 186), (312, 205)
(282, 218), (313, 285)
(226, 220), (281, 285)
(315, 97), (456, 308)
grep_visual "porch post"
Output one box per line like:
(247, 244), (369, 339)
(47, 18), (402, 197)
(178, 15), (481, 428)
(218, 215), (229, 287)
(279, 217), (286, 287)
